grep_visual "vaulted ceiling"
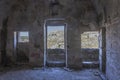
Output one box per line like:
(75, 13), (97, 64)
(0, 0), (120, 29)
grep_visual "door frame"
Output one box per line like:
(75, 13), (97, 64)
(44, 18), (68, 67)
(99, 27), (106, 73)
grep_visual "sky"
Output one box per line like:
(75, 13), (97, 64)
(47, 26), (64, 33)
(19, 32), (29, 36)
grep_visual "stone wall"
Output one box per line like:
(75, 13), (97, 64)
(0, 0), (99, 69)
(81, 49), (99, 62)
(106, 20), (120, 80)
(47, 49), (65, 62)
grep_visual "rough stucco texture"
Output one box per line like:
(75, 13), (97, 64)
(106, 22), (120, 80)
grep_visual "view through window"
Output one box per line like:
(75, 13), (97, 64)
(47, 26), (64, 49)
(81, 31), (99, 48)
(18, 32), (29, 43)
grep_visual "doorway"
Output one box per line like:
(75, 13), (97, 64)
(14, 31), (29, 63)
(44, 19), (67, 67)
(81, 31), (99, 68)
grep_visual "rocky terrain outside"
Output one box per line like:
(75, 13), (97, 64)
(47, 31), (99, 49)
(47, 30), (64, 49)
(81, 31), (99, 49)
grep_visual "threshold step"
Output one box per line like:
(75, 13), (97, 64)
(46, 61), (65, 67)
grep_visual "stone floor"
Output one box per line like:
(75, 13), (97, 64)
(0, 68), (102, 80)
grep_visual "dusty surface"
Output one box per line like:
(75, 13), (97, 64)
(0, 68), (101, 80)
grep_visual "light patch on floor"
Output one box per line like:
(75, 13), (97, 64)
(0, 68), (102, 80)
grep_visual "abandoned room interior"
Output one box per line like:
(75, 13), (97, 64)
(0, 0), (120, 80)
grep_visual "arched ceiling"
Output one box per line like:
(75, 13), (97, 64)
(0, 0), (120, 30)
